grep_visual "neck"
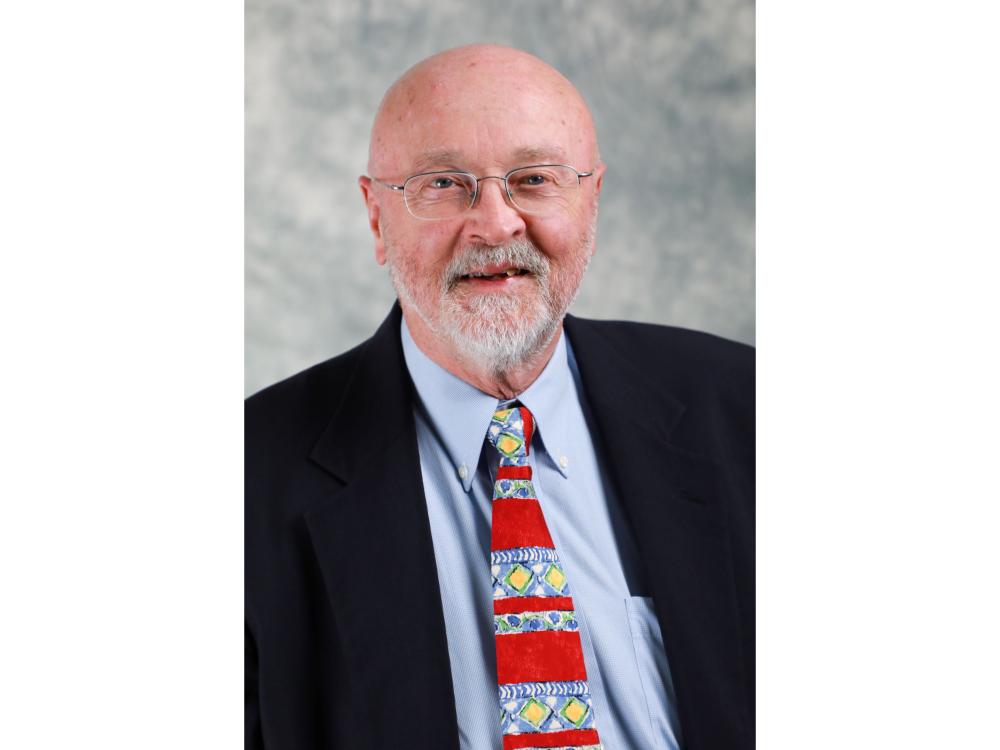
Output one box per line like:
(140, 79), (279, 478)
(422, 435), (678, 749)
(402, 307), (562, 400)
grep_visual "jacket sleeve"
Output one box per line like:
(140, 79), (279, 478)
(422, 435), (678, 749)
(245, 620), (265, 749)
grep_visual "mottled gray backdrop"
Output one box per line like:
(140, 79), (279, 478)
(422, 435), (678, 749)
(246, 0), (754, 396)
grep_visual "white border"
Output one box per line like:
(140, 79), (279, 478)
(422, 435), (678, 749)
(1, 2), (242, 746)
(759, 1), (1000, 746)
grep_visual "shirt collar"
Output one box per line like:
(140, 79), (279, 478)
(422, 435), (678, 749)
(400, 317), (574, 491)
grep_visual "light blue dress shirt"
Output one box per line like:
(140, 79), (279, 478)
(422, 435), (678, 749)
(401, 319), (683, 750)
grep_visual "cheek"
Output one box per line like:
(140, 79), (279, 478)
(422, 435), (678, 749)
(530, 219), (586, 263)
(389, 222), (441, 258)
(410, 223), (462, 264)
(393, 230), (463, 290)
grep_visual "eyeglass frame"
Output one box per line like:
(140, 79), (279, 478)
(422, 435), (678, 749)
(370, 164), (595, 220)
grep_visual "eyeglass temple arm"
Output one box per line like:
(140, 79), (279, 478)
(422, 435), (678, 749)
(371, 177), (406, 191)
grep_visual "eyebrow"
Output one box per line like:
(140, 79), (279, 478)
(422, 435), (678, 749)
(409, 145), (572, 174)
(510, 145), (570, 164)
(410, 148), (466, 173)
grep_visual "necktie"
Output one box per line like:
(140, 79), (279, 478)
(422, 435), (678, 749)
(486, 404), (602, 750)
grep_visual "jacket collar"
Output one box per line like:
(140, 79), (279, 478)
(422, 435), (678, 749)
(308, 303), (414, 484)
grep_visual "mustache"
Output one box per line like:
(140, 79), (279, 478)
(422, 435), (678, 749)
(442, 240), (550, 290)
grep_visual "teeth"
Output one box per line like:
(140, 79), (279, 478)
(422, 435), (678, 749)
(465, 269), (523, 279)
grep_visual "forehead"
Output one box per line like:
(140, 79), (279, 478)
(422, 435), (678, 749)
(376, 65), (595, 175)
(410, 145), (573, 174)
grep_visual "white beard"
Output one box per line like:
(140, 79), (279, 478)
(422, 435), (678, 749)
(438, 242), (561, 374)
(386, 226), (594, 376)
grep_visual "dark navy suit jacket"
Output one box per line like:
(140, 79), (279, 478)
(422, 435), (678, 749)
(246, 304), (754, 749)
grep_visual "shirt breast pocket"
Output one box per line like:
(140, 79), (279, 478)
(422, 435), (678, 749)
(625, 596), (683, 750)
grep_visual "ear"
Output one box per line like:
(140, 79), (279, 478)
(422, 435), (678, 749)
(358, 176), (386, 265)
(592, 162), (606, 197)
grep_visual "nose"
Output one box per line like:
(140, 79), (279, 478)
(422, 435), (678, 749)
(464, 176), (526, 245)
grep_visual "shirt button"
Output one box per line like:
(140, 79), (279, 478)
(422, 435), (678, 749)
(457, 464), (469, 480)
(558, 455), (569, 469)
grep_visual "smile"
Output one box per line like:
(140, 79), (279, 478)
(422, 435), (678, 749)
(459, 268), (531, 281)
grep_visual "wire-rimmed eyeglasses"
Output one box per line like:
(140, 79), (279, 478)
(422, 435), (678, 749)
(371, 164), (594, 220)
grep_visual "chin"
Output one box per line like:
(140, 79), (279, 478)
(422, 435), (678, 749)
(442, 295), (561, 375)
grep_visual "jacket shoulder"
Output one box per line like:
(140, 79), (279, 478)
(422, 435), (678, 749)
(568, 317), (754, 394)
(245, 340), (367, 457)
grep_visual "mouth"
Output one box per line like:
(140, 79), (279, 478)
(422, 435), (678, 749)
(458, 267), (532, 282)
(453, 266), (534, 290)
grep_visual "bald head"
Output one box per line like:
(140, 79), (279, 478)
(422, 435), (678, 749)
(367, 45), (599, 178)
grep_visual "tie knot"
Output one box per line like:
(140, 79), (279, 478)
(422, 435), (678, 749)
(486, 405), (534, 460)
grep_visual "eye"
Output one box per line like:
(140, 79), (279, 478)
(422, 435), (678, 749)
(430, 177), (457, 189)
(517, 173), (548, 187)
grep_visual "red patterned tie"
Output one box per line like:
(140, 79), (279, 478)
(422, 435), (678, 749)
(487, 404), (602, 750)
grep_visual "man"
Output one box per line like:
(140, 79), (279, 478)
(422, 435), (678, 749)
(246, 45), (753, 750)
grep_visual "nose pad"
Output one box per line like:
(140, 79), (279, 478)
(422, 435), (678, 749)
(465, 178), (525, 245)
(471, 176), (514, 211)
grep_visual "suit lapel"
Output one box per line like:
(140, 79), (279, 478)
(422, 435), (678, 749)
(304, 306), (460, 750)
(565, 315), (752, 748)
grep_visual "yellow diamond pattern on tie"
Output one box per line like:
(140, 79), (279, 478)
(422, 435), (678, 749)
(543, 564), (567, 592)
(519, 698), (552, 728)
